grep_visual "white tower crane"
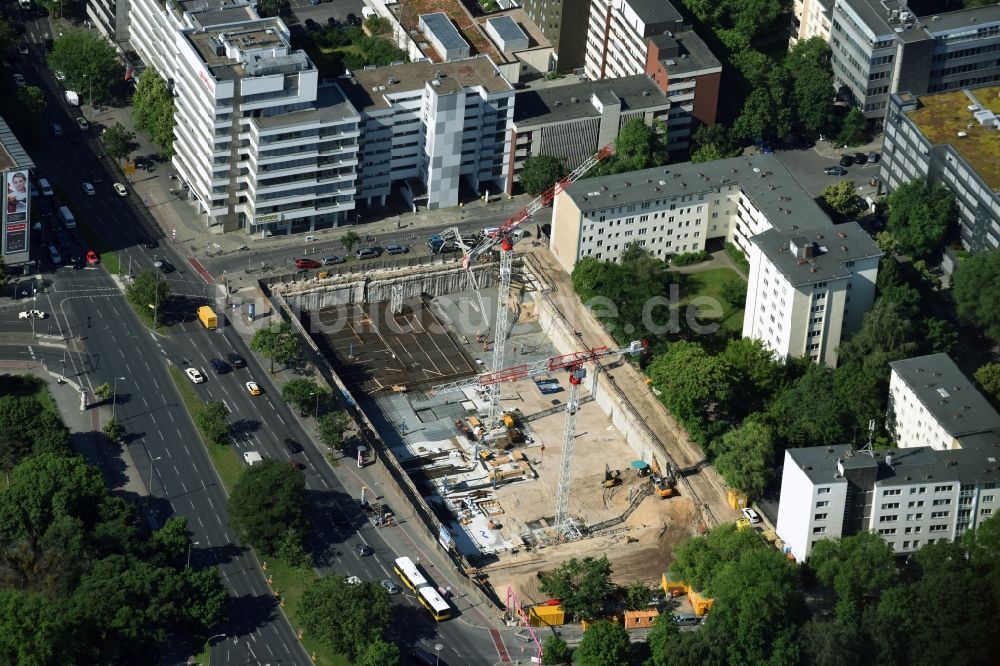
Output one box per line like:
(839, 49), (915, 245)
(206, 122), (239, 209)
(433, 144), (615, 429)
(433, 339), (646, 537)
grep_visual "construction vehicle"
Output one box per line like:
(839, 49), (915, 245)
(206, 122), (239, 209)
(434, 339), (646, 536)
(434, 143), (615, 431)
(197, 305), (217, 330)
(650, 458), (676, 498)
(603, 464), (621, 488)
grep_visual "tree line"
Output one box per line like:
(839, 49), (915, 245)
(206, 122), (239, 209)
(0, 375), (226, 664)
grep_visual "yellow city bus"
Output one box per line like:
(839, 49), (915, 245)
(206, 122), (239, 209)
(393, 556), (428, 592)
(417, 585), (451, 621)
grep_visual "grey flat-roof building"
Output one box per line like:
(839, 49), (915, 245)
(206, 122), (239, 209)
(777, 442), (1000, 561)
(485, 16), (530, 53)
(830, 0), (1000, 123)
(888, 353), (1000, 451)
(419, 13), (470, 62)
(508, 75), (670, 191)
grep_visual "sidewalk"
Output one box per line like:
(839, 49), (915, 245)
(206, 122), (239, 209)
(812, 133), (884, 160)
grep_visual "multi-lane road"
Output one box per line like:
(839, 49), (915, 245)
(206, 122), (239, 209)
(8, 11), (506, 664)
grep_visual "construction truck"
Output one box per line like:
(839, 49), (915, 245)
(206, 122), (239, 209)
(650, 458), (676, 498)
(197, 306), (218, 330)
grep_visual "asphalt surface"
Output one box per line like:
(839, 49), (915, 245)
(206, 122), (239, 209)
(10, 11), (504, 664)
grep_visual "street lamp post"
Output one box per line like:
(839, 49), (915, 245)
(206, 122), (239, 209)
(187, 541), (200, 568)
(434, 643), (443, 666)
(310, 391), (320, 419)
(112, 376), (126, 421)
(147, 455), (162, 494)
(202, 633), (226, 666)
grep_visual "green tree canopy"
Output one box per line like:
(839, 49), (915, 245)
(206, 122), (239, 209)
(356, 637), (400, 666)
(280, 378), (324, 416)
(886, 178), (956, 258)
(573, 620), (631, 666)
(520, 154), (567, 196)
(299, 575), (393, 659)
(767, 364), (851, 448)
(647, 341), (727, 445)
(132, 68), (176, 157)
(195, 401), (230, 446)
(125, 270), (170, 325)
(669, 522), (769, 591)
(341, 230), (361, 253)
(47, 30), (120, 103)
(821, 179), (863, 219)
(537, 555), (615, 620)
(624, 580), (653, 611)
(101, 123), (135, 163)
(953, 249), (1000, 340)
(251, 321), (301, 373)
(317, 411), (352, 451)
(541, 634), (571, 665)
(0, 391), (71, 478)
(17, 85), (46, 116)
(593, 119), (668, 175)
(974, 362), (1000, 406)
(807, 531), (898, 629)
(837, 107), (868, 147)
(691, 124), (740, 164)
(786, 38), (836, 137)
(228, 458), (308, 554)
(710, 419), (776, 497)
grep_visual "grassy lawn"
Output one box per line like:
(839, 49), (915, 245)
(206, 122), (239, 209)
(167, 366), (242, 493)
(680, 267), (746, 334)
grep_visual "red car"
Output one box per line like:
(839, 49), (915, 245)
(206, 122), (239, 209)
(294, 258), (321, 269)
(86, 249), (99, 265)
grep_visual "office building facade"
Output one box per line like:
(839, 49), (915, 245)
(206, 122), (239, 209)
(339, 57), (515, 210)
(129, 0), (360, 235)
(520, 0), (592, 73)
(879, 86), (1000, 252)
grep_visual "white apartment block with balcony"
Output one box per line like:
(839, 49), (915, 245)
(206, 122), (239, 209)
(584, 0), (682, 81)
(87, 0), (130, 47)
(743, 226), (880, 367)
(790, 0), (834, 47)
(339, 57), (514, 211)
(129, 0), (360, 235)
(549, 154), (881, 367)
(777, 444), (1000, 562)
(888, 354), (1000, 451)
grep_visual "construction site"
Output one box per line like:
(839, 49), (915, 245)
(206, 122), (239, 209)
(265, 149), (737, 609)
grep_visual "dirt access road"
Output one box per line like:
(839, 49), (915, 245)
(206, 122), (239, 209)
(525, 246), (739, 529)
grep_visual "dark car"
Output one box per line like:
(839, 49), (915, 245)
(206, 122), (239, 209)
(823, 166), (847, 176)
(839, 154), (854, 167)
(356, 247), (380, 260)
(70, 228), (85, 244)
(284, 438), (303, 454)
(327, 17), (340, 27)
(385, 244), (409, 255)
(353, 543), (374, 556)
(410, 648), (449, 666)
(89, 170), (104, 184)
(323, 254), (345, 265)
(853, 152), (867, 165)
(209, 358), (230, 374)
(304, 18), (321, 31)
(153, 259), (174, 273)
(143, 238), (159, 249)
(294, 258), (322, 269)
(347, 13), (361, 26)
(227, 352), (246, 369)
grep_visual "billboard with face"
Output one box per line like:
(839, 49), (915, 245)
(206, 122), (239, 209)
(5, 170), (29, 223)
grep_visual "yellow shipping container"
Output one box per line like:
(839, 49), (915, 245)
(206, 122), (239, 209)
(528, 605), (564, 627)
(727, 489), (748, 509)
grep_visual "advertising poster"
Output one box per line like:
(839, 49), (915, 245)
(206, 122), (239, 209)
(4, 222), (27, 254)
(5, 170), (30, 224)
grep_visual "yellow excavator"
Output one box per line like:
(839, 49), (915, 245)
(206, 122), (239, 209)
(603, 464), (622, 488)
(650, 458), (676, 498)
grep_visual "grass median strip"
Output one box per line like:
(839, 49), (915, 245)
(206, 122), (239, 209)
(167, 366), (241, 493)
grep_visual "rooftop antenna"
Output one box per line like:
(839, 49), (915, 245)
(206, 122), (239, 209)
(858, 419), (876, 457)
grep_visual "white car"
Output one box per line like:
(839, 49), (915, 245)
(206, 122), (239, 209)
(114, 183), (128, 197)
(13, 73), (25, 87)
(18, 310), (46, 320)
(741, 507), (762, 524)
(185, 367), (205, 384)
(82, 182), (95, 196)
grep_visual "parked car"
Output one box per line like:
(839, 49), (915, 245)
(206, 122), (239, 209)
(86, 250), (99, 265)
(17, 43), (29, 55)
(322, 255), (345, 265)
(839, 154), (854, 167)
(741, 507), (762, 523)
(824, 165), (847, 176)
(114, 183), (127, 196)
(50, 123), (63, 136)
(12, 73), (25, 87)
(853, 152), (867, 165)
(356, 247), (380, 260)
(82, 182), (95, 196)
(294, 258), (322, 269)
(76, 117), (89, 132)
(385, 244), (409, 255)
(673, 613), (701, 627)
(867, 151), (879, 163)
(347, 12), (361, 26)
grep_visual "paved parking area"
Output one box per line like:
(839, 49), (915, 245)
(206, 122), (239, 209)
(290, 0), (365, 26)
(772, 139), (884, 201)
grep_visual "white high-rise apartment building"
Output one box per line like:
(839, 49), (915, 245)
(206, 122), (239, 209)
(584, 0), (683, 81)
(339, 57), (514, 211)
(129, 0), (360, 235)
(743, 226), (880, 367)
(548, 155), (881, 367)
(887, 354), (1000, 451)
(777, 444), (1000, 562)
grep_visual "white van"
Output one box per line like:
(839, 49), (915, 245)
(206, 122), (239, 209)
(65, 90), (80, 106)
(361, 6), (375, 19)
(58, 206), (76, 229)
(38, 178), (53, 196)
